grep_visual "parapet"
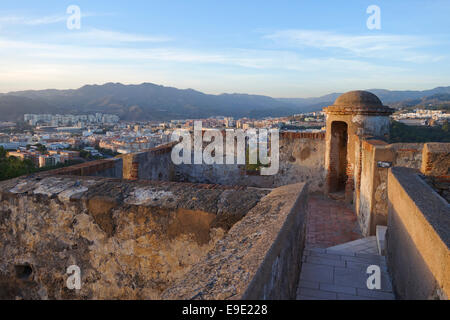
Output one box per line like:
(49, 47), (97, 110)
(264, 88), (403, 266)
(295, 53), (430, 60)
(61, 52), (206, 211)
(162, 183), (308, 299)
(0, 174), (277, 299)
(421, 142), (450, 176)
(387, 167), (449, 299)
(280, 131), (325, 140)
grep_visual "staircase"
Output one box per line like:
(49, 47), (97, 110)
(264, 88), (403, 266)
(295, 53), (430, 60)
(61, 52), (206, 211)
(296, 237), (395, 300)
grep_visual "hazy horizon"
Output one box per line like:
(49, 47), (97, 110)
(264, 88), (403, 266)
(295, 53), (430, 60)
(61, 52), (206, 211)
(2, 81), (450, 100)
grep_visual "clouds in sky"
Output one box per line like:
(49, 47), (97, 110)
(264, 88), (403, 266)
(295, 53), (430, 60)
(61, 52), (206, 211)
(55, 28), (173, 44)
(265, 29), (443, 63)
(0, 35), (407, 75)
(0, 11), (447, 96)
(0, 14), (66, 25)
(0, 12), (107, 26)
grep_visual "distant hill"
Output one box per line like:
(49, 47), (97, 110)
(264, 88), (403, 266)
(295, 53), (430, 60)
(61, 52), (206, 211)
(0, 83), (299, 121)
(390, 93), (450, 110)
(0, 83), (449, 122)
(0, 95), (64, 120)
(369, 87), (450, 103)
(278, 93), (342, 112)
(279, 86), (450, 111)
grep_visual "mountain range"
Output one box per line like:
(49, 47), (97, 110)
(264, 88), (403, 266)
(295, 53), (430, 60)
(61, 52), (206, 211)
(0, 83), (449, 122)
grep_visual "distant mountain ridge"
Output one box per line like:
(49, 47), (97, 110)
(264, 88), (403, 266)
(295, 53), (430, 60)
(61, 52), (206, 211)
(279, 86), (450, 110)
(0, 83), (449, 122)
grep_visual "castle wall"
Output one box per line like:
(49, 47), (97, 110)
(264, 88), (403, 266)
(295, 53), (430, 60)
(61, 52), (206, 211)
(43, 158), (123, 179)
(354, 140), (448, 237)
(40, 133), (325, 193)
(386, 167), (449, 300)
(173, 132), (326, 192)
(162, 183), (308, 300)
(121, 142), (176, 181)
(0, 175), (268, 299)
(421, 143), (450, 176)
(324, 112), (391, 199)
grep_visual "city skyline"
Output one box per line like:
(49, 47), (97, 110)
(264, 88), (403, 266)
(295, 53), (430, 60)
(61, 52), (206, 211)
(1, 0), (450, 97)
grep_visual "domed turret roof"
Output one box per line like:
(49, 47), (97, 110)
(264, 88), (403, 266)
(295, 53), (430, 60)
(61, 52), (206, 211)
(323, 90), (394, 115)
(333, 90), (382, 108)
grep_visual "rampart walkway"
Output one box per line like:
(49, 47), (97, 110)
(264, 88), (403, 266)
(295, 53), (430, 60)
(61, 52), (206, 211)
(298, 195), (395, 300)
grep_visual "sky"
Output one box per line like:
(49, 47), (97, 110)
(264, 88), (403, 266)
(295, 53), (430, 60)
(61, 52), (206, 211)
(0, 0), (449, 97)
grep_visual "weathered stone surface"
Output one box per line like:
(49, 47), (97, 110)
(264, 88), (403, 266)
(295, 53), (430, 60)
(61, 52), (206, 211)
(161, 183), (308, 300)
(421, 143), (450, 176)
(174, 134), (326, 193)
(387, 167), (450, 300)
(0, 176), (268, 300)
(422, 175), (450, 203)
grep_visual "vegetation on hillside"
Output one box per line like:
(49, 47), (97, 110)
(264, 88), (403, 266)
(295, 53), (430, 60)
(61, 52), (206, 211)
(389, 120), (450, 143)
(391, 93), (450, 111)
(0, 146), (83, 181)
(0, 147), (36, 181)
(3, 83), (449, 122)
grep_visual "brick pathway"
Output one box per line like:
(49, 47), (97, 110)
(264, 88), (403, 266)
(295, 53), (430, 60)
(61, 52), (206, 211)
(298, 196), (395, 300)
(305, 195), (361, 249)
(297, 248), (395, 300)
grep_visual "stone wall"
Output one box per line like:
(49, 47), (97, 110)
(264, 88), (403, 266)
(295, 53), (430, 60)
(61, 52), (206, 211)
(43, 158), (123, 179)
(355, 138), (381, 236)
(162, 183), (308, 299)
(121, 142), (176, 181)
(324, 111), (391, 199)
(173, 132), (326, 192)
(0, 175), (268, 299)
(354, 139), (446, 237)
(420, 143), (450, 203)
(386, 167), (449, 300)
(421, 143), (450, 176)
(390, 143), (423, 169)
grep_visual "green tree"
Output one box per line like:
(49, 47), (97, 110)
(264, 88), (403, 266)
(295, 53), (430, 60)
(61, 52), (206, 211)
(0, 146), (6, 158)
(0, 156), (36, 181)
(390, 120), (450, 143)
(35, 143), (47, 154)
(443, 120), (449, 133)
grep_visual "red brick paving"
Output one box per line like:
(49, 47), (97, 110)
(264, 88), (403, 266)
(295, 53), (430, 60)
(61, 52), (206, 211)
(305, 194), (362, 249)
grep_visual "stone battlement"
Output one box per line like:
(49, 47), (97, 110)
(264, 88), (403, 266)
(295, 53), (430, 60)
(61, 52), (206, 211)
(2, 174), (298, 299)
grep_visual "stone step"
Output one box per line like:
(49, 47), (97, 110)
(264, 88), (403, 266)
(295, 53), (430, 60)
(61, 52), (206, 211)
(297, 247), (395, 300)
(376, 225), (387, 256)
(327, 236), (379, 255)
(328, 192), (345, 201)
